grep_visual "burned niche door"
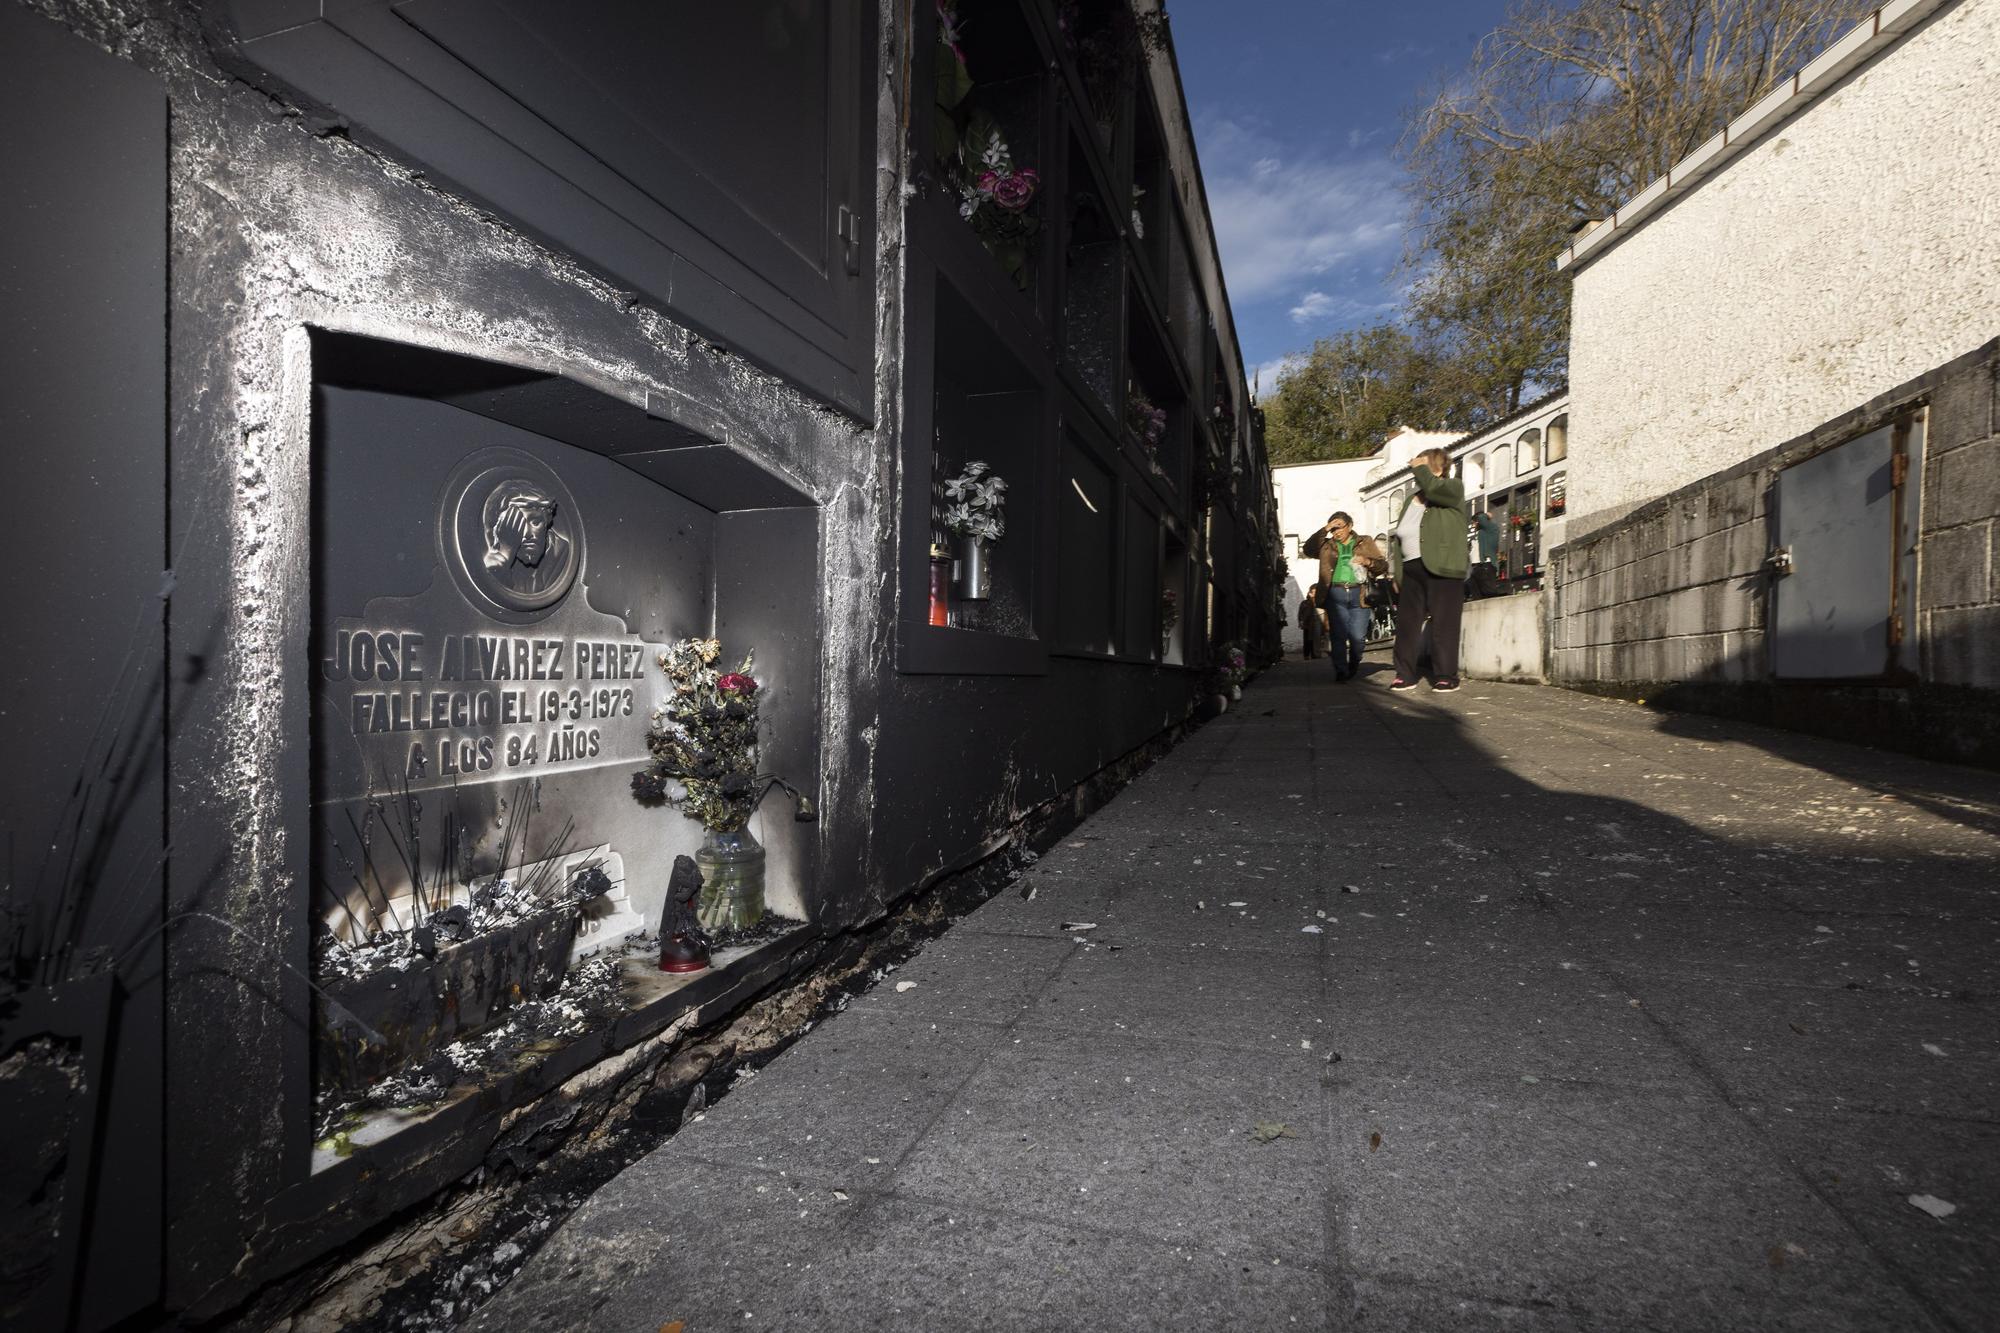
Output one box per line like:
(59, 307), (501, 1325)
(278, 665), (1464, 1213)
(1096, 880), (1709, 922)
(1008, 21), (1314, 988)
(1, 7), (166, 1328)
(1770, 415), (1923, 679)
(218, 0), (876, 415)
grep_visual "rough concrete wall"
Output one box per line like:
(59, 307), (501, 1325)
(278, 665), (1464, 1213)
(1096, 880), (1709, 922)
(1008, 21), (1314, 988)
(1551, 342), (2000, 765)
(1552, 471), (1767, 686)
(1919, 350), (2000, 686)
(1461, 593), (1549, 683)
(1566, 0), (2000, 533)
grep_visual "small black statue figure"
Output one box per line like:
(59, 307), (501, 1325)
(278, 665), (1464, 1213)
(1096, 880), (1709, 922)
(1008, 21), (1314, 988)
(658, 854), (712, 974)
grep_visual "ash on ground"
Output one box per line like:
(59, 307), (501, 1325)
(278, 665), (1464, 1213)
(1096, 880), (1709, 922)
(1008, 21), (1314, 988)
(315, 876), (588, 986)
(708, 912), (804, 952)
(313, 952), (624, 1145)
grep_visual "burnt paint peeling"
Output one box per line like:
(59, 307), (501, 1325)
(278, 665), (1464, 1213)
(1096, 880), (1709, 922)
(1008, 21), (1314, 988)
(7, 0), (1278, 1319)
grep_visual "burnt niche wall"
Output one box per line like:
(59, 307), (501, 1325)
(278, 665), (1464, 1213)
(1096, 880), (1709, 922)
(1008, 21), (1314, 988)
(301, 333), (822, 1166)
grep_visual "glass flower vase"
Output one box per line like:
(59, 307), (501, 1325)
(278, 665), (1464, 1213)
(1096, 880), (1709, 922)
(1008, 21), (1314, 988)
(695, 825), (766, 931)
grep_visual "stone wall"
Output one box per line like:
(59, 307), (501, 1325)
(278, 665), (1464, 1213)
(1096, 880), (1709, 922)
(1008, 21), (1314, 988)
(1565, 0), (2000, 533)
(1460, 592), (1549, 684)
(1551, 341), (2000, 767)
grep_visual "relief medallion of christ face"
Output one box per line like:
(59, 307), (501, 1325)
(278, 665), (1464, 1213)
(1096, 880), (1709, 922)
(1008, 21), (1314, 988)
(439, 449), (584, 620)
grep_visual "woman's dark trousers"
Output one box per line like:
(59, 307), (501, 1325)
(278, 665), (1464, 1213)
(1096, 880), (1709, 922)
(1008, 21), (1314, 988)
(1392, 559), (1464, 682)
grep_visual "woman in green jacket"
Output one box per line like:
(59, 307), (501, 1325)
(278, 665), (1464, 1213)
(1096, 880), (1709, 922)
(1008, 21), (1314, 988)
(1389, 448), (1468, 692)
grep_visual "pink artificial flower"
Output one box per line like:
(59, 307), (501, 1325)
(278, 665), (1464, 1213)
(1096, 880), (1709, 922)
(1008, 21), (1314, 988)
(975, 169), (1002, 196)
(717, 673), (758, 696)
(990, 168), (1039, 212)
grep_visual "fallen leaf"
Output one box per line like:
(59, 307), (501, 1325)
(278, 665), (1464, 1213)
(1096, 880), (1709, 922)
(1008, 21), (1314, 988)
(1061, 921), (1098, 931)
(1789, 1023), (1807, 1036)
(1909, 1194), (1958, 1220)
(1301, 925), (1323, 934)
(1923, 1043), (1948, 1057)
(1249, 1122), (1297, 1144)
(1520, 1075), (1540, 1084)
(832, 1190), (850, 1202)
(662, 1322), (685, 1333)
(1369, 1131), (1383, 1152)
(895, 981), (917, 993)
(1341, 884), (1361, 894)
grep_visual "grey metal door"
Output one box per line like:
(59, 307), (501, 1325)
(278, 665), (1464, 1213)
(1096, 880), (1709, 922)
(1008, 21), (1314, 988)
(1771, 421), (1914, 678)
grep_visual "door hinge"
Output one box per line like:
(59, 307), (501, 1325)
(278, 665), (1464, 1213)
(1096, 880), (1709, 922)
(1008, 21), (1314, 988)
(836, 205), (861, 276)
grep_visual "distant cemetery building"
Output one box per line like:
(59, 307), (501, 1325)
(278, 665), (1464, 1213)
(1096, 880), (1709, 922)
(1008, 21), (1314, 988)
(1, 1), (1278, 1324)
(1450, 392), (1570, 587)
(1549, 0), (2000, 760)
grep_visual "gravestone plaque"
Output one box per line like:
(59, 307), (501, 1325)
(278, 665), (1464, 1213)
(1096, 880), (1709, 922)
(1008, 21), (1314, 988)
(318, 447), (661, 799)
(312, 385), (713, 944)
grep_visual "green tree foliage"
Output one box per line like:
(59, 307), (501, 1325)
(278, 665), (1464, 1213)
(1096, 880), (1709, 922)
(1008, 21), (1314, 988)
(1397, 0), (1876, 415)
(1261, 324), (1478, 466)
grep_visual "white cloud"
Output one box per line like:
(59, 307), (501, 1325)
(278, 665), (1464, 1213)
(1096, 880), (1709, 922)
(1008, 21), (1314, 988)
(1289, 290), (1334, 324)
(1375, 42), (1434, 65)
(1194, 114), (1407, 304)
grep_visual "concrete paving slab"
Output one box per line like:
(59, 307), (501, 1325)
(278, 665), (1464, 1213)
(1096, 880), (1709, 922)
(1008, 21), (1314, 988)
(471, 661), (2000, 1331)
(1347, 1277), (1588, 1331)
(463, 1157), (856, 1333)
(1556, 901), (2000, 995)
(1630, 976), (2000, 1119)
(671, 1011), (1002, 1179)
(1329, 1066), (1947, 1332)
(847, 931), (1075, 1026)
(1018, 940), (1325, 1055)
(1322, 952), (1681, 1086)
(891, 1029), (1327, 1261)
(1741, 1106), (2000, 1333)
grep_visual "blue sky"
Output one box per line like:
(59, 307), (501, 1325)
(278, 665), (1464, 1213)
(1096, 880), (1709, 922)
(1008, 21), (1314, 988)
(1171, 1), (1510, 393)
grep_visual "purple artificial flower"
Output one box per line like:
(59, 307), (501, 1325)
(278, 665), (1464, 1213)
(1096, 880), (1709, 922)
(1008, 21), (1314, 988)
(990, 168), (1039, 212)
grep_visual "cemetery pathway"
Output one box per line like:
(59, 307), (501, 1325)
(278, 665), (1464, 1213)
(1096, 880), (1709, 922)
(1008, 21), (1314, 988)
(469, 658), (2000, 1332)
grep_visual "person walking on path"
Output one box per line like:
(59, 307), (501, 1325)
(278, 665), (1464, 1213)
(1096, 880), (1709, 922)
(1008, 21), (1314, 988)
(1296, 588), (1323, 658)
(1388, 449), (1468, 692)
(1308, 512), (1383, 682)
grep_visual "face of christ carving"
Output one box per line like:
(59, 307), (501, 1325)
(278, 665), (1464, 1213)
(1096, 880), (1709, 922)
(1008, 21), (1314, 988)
(480, 483), (570, 593)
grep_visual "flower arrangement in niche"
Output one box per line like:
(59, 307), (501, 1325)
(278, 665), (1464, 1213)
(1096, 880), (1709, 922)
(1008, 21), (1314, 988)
(1126, 383), (1167, 453)
(934, 1), (1041, 290)
(955, 112), (1041, 288)
(941, 460), (1008, 542)
(631, 639), (813, 933)
(632, 639), (762, 832)
(1161, 587), (1180, 634)
(1129, 182), (1146, 240)
(1216, 641), (1249, 689)
(631, 640), (815, 830)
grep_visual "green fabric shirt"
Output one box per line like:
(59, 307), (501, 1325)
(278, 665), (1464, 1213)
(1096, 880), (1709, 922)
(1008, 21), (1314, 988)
(1330, 535), (1359, 584)
(1408, 463), (1470, 578)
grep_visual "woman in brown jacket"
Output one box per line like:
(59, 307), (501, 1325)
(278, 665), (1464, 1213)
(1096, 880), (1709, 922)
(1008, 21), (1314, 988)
(1309, 511), (1385, 682)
